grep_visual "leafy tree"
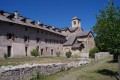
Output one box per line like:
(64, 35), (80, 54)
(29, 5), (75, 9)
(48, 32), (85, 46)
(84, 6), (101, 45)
(93, 0), (120, 61)
(93, 1), (120, 78)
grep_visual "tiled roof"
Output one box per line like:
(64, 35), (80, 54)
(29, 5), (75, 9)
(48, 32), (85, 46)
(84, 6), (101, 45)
(0, 10), (65, 36)
(72, 43), (82, 48)
(77, 30), (91, 37)
(68, 27), (78, 32)
(63, 30), (91, 46)
(60, 27), (68, 31)
(63, 35), (76, 46)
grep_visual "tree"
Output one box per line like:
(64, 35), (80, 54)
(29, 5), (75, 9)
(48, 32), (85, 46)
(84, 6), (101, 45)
(93, 0), (120, 79)
(93, 0), (120, 61)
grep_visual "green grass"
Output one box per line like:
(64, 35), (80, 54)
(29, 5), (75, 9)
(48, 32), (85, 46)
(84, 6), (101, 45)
(43, 56), (118, 80)
(0, 56), (68, 66)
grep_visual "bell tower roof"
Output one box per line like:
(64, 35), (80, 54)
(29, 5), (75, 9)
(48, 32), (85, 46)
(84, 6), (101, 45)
(72, 16), (81, 21)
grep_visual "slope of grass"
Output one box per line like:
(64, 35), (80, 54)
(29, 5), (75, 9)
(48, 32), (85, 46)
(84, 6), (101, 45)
(44, 56), (118, 80)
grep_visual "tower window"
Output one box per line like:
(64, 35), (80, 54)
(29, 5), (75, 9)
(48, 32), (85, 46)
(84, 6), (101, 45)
(73, 21), (76, 25)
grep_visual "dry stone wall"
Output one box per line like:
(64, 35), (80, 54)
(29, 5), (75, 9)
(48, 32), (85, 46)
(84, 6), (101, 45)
(0, 59), (92, 80)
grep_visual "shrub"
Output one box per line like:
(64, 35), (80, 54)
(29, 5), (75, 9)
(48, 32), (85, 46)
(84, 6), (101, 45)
(4, 53), (8, 59)
(66, 51), (72, 58)
(30, 49), (39, 57)
(56, 52), (61, 57)
(89, 47), (99, 58)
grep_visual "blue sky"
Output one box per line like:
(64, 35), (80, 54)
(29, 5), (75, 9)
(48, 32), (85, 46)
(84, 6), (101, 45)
(0, 0), (120, 31)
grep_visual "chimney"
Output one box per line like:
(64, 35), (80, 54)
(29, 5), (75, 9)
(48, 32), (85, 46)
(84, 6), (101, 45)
(14, 11), (19, 19)
(37, 20), (41, 25)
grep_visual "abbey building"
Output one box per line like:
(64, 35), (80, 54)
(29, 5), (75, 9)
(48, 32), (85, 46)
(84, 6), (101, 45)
(0, 10), (95, 58)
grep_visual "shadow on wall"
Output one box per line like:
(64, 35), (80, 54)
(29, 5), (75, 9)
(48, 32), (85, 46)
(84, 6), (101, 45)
(107, 60), (118, 63)
(96, 69), (119, 80)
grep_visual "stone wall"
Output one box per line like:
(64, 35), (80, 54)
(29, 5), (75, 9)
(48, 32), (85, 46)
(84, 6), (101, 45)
(0, 59), (92, 80)
(118, 55), (120, 80)
(95, 52), (110, 60)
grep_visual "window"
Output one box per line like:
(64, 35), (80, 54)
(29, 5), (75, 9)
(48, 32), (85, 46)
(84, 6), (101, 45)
(49, 39), (51, 43)
(41, 31), (43, 34)
(73, 21), (76, 25)
(36, 38), (40, 43)
(37, 29), (39, 33)
(24, 36), (29, 42)
(7, 33), (12, 39)
(6, 33), (15, 40)
(45, 39), (47, 43)
(50, 33), (51, 36)
(25, 27), (28, 31)
(46, 32), (48, 35)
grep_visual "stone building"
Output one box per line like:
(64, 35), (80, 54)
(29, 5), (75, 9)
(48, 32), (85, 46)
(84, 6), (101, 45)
(62, 17), (95, 57)
(0, 10), (95, 58)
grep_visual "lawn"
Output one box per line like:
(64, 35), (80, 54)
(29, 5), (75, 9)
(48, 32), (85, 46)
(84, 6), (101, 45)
(0, 56), (69, 66)
(43, 56), (118, 80)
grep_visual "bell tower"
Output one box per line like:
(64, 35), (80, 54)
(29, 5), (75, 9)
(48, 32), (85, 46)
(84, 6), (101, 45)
(71, 16), (81, 28)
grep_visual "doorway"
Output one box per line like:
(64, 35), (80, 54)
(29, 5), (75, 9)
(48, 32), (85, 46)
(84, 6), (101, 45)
(51, 49), (53, 56)
(7, 46), (11, 57)
(41, 49), (43, 55)
(25, 47), (28, 56)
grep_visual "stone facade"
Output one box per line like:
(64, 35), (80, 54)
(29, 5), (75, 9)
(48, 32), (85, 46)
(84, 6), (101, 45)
(0, 20), (65, 58)
(63, 17), (95, 57)
(0, 10), (95, 58)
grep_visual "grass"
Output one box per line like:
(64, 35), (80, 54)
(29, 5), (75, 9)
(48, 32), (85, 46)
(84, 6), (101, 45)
(0, 56), (67, 66)
(42, 56), (118, 80)
(0, 56), (80, 66)
(1, 56), (118, 80)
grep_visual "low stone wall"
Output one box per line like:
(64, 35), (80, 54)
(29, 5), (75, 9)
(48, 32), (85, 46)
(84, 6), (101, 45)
(95, 52), (110, 60)
(118, 55), (120, 80)
(0, 59), (92, 80)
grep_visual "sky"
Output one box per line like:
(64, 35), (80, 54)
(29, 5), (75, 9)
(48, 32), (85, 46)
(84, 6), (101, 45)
(0, 0), (120, 31)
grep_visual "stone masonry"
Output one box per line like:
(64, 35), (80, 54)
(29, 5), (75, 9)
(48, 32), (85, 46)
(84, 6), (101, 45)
(0, 58), (92, 80)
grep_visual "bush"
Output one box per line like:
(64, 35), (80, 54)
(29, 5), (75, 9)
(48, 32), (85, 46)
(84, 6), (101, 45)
(30, 49), (39, 57)
(56, 52), (61, 57)
(66, 51), (72, 58)
(89, 47), (99, 58)
(4, 53), (8, 59)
